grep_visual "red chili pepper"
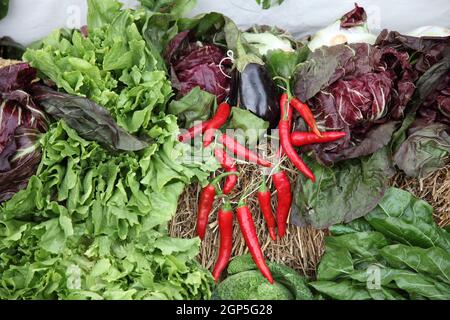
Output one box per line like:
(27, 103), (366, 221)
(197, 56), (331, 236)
(291, 131), (347, 147)
(279, 95), (315, 182)
(212, 201), (234, 283)
(277, 93), (292, 158)
(219, 134), (272, 168)
(237, 200), (274, 284)
(178, 120), (211, 143)
(290, 97), (322, 137)
(196, 172), (238, 240)
(203, 102), (231, 147)
(214, 148), (238, 195)
(272, 171), (292, 239)
(280, 93), (293, 128)
(257, 179), (277, 241)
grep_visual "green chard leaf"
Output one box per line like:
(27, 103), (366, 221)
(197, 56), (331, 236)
(365, 188), (450, 250)
(312, 188), (450, 300)
(228, 107), (269, 145)
(292, 147), (395, 228)
(309, 280), (372, 300)
(380, 245), (450, 282)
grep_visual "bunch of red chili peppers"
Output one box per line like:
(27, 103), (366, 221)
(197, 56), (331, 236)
(179, 95), (346, 284)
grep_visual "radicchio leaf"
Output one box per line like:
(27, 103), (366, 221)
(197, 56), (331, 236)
(294, 43), (416, 165)
(0, 86), (47, 171)
(0, 62), (47, 203)
(0, 127), (42, 203)
(375, 30), (450, 126)
(375, 30), (450, 74)
(0, 62), (37, 92)
(340, 3), (367, 28)
(417, 71), (450, 126)
(165, 31), (231, 102)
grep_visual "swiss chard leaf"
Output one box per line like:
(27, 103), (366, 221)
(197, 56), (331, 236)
(265, 46), (310, 87)
(309, 280), (372, 300)
(315, 247), (354, 281)
(312, 188), (450, 300)
(349, 267), (450, 300)
(33, 85), (149, 152)
(292, 147), (395, 228)
(325, 231), (389, 261)
(380, 245), (450, 283)
(229, 107), (269, 145)
(364, 188), (450, 250)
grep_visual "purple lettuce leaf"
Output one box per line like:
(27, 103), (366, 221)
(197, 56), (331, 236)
(294, 43), (416, 165)
(0, 62), (47, 203)
(0, 62), (37, 92)
(0, 127), (42, 203)
(375, 30), (450, 74)
(165, 31), (231, 102)
(340, 3), (367, 28)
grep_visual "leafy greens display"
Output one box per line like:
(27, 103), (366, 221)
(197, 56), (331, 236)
(376, 31), (450, 177)
(1, 0), (216, 300)
(310, 188), (450, 300)
(24, 0), (173, 136)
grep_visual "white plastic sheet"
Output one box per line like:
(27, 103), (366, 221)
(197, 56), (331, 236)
(0, 0), (449, 45)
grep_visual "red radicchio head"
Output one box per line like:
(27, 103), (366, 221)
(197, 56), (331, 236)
(165, 31), (231, 102)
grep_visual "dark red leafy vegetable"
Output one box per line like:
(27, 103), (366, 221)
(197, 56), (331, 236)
(294, 43), (416, 165)
(340, 3), (367, 28)
(375, 30), (450, 74)
(375, 30), (450, 126)
(32, 85), (149, 151)
(165, 31), (231, 102)
(0, 127), (42, 202)
(0, 62), (37, 92)
(0, 62), (48, 202)
(416, 70), (450, 126)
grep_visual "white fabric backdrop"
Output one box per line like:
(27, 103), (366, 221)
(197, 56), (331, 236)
(0, 0), (449, 45)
